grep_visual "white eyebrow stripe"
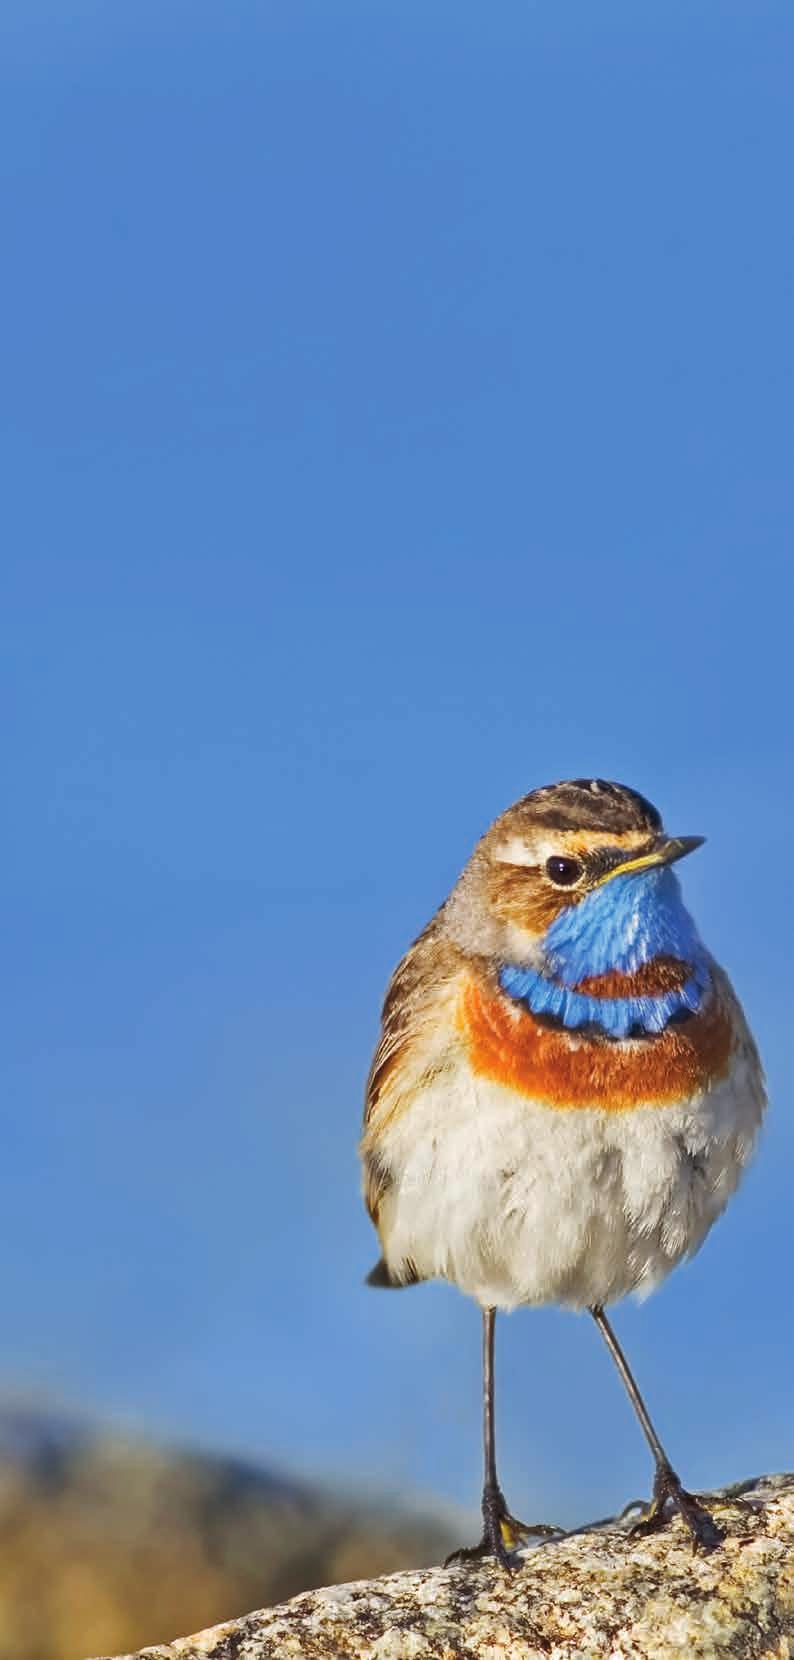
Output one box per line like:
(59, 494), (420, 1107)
(491, 837), (539, 867)
(491, 828), (653, 868)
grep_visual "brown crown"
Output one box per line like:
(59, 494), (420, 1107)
(502, 778), (662, 836)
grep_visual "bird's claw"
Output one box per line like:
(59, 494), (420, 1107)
(629, 1462), (724, 1552)
(445, 1485), (562, 1572)
(710, 1493), (765, 1517)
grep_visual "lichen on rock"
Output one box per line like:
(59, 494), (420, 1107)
(95, 1474), (794, 1660)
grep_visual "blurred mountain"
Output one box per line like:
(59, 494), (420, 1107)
(0, 1404), (455, 1660)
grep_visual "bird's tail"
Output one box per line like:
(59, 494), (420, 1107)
(365, 1256), (422, 1289)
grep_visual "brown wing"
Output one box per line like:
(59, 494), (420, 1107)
(361, 917), (464, 1228)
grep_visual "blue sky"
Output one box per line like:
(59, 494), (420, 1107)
(2, 0), (792, 1529)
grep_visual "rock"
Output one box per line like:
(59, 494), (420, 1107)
(95, 1474), (794, 1660)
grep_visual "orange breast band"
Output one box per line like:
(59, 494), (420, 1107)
(459, 974), (733, 1111)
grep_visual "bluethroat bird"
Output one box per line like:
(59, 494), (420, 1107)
(360, 780), (765, 1566)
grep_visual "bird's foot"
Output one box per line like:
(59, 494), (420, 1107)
(629, 1461), (724, 1552)
(709, 1491), (766, 1519)
(445, 1483), (562, 1572)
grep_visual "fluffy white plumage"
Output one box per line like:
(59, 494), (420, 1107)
(373, 969), (763, 1312)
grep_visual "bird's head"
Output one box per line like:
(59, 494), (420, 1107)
(444, 780), (708, 1034)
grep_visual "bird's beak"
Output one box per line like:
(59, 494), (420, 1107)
(594, 835), (706, 887)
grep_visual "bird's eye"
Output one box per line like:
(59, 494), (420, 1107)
(545, 856), (583, 887)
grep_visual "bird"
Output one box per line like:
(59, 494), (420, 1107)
(360, 778), (765, 1566)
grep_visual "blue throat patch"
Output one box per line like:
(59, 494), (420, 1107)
(499, 867), (711, 1040)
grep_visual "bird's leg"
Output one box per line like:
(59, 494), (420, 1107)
(590, 1305), (723, 1551)
(445, 1308), (561, 1571)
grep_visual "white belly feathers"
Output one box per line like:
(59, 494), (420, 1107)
(375, 1047), (762, 1312)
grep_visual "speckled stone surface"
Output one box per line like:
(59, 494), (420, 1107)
(94, 1475), (794, 1660)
